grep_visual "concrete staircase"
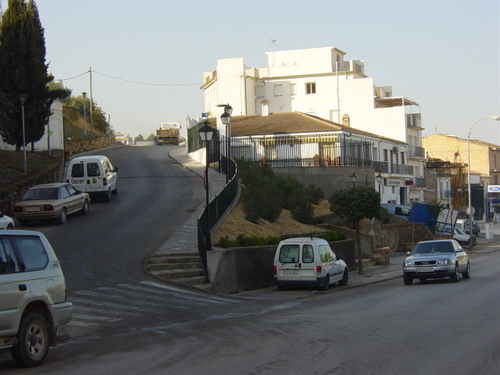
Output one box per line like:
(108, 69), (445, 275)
(146, 253), (208, 287)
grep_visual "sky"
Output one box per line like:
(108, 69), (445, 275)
(5, 0), (499, 143)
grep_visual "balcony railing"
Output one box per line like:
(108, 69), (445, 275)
(409, 146), (425, 159)
(406, 113), (423, 129)
(373, 161), (414, 175)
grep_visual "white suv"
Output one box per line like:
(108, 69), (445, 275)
(0, 230), (73, 367)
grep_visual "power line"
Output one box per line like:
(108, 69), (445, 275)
(58, 69), (201, 87)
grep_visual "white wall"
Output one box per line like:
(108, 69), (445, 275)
(0, 100), (64, 151)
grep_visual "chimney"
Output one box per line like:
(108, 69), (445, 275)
(342, 114), (350, 127)
(261, 99), (270, 116)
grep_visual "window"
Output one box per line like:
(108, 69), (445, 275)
(302, 245), (314, 263)
(87, 162), (100, 177)
(14, 237), (48, 271)
(71, 163), (84, 178)
(279, 245), (299, 263)
(306, 82), (316, 94)
(0, 239), (20, 274)
(273, 84), (283, 97)
(318, 245), (333, 263)
(290, 84), (296, 96)
(383, 149), (388, 162)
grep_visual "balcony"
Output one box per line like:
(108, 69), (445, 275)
(337, 60), (365, 75)
(374, 161), (414, 175)
(406, 113), (423, 129)
(409, 146), (425, 159)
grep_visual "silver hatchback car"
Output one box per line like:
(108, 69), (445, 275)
(402, 239), (470, 285)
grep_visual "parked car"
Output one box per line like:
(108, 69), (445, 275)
(273, 236), (348, 290)
(0, 230), (73, 367)
(66, 155), (118, 201)
(0, 213), (15, 230)
(13, 183), (90, 225)
(437, 225), (470, 245)
(402, 239), (470, 285)
(456, 219), (480, 237)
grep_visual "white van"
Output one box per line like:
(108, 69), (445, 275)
(66, 155), (118, 201)
(273, 237), (348, 290)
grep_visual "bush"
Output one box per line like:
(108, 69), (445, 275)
(215, 235), (281, 248)
(319, 229), (346, 242)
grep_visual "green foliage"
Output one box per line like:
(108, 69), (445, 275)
(319, 229), (346, 242)
(237, 158), (324, 225)
(146, 133), (155, 141)
(65, 94), (111, 134)
(216, 235), (281, 248)
(0, 0), (67, 149)
(134, 134), (144, 142)
(329, 186), (380, 223)
(305, 184), (324, 205)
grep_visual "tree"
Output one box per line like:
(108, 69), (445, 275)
(330, 186), (380, 275)
(134, 134), (144, 142)
(65, 94), (110, 134)
(146, 133), (155, 141)
(0, 0), (68, 151)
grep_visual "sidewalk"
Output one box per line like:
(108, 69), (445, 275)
(154, 146), (228, 256)
(157, 146), (500, 296)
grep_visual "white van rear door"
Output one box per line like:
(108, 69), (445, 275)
(276, 244), (301, 281)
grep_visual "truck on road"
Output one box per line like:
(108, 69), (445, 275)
(155, 122), (180, 145)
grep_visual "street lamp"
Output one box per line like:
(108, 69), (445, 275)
(19, 94), (27, 173)
(199, 119), (214, 250)
(467, 115), (500, 249)
(220, 104), (233, 183)
(376, 173), (383, 195)
(350, 172), (357, 188)
(82, 92), (87, 135)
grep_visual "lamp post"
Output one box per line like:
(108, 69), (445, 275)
(467, 115), (500, 249)
(19, 94), (27, 173)
(376, 173), (383, 196)
(82, 92), (87, 135)
(350, 172), (357, 188)
(220, 104), (233, 183)
(199, 119), (214, 250)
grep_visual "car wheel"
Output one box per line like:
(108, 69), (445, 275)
(11, 312), (49, 368)
(6, 223), (14, 229)
(80, 200), (89, 215)
(462, 262), (471, 279)
(320, 275), (330, 291)
(104, 189), (112, 202)
(403, 275), (413, 285)
(112, 186), (118, 195)
(339, 269), (348, 286)
(450, 265), (460, 282)
(57, 209), (67, 224)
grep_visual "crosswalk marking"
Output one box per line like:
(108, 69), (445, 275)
(67, 280), (239, 330)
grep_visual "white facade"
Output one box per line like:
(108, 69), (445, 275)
(201, 46), (426, 204)
(0, 100), (64, 152)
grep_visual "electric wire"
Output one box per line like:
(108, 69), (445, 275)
(58, 69), (201, 87)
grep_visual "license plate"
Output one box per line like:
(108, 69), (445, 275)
(283, 270), (299, 275)
(25, 207), (40, 212)
(72, 179), (84, 184)
(417, 267), (433, 273)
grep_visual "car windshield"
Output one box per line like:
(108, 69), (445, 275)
(22, 188), (59, 201)
(412, 242), (454, 254)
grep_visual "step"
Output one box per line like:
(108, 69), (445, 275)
(150, 268), (204, 280)
(147, 262), (202, 272)
(149, 255), (201, 264)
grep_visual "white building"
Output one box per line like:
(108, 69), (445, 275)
(201, 46), (426, 204)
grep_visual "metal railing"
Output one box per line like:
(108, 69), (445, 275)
(197, 159), (238, 279)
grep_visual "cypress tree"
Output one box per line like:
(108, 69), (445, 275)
(0, 0), (69, 151)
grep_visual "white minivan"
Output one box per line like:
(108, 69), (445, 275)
(66, 155), (118, 202)
(273, 237), (348, 290)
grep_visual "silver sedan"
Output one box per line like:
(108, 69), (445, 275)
(402, 239), (470, 285)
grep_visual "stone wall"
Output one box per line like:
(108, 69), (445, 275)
(207, 239), (355, 294)
(0, 161), (64, 216)
(65, 135), (115, 160)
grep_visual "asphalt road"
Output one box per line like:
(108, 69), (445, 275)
(1, 146), (498, 374)
(14, 145), (205, 291)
